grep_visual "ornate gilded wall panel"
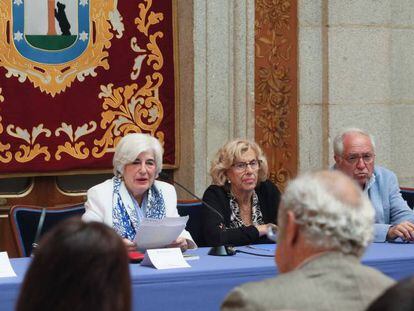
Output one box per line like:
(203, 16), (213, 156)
(255, 0), (298, 190)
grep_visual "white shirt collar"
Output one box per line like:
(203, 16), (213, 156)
(364, 172), (376, 193)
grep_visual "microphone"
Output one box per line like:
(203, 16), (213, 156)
(266, 224), (278, 242)
(158, 172), (224, 221)
(31, 208), (47, 256)
(158, 172), (236, 256)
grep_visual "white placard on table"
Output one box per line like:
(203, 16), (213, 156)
(141, 248), (191, 270)
(135, 216), (189, 251)
(0, 252), (17, 278)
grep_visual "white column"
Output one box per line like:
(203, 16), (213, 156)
(193, 0), (255, 194)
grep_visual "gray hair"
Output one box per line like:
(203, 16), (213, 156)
(112, 133), (163, 177)
(333, 127), (376, 156)
(280, 170), (374, 257)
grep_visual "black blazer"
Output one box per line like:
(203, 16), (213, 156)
(201, 180), (281, 246)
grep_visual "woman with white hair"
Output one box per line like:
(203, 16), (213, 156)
(82, 133), (196, 251)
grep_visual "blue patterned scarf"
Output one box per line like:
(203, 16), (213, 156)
(112, 177), (166, 240)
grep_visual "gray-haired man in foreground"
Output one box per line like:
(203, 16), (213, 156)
(222, 170), (394, 311)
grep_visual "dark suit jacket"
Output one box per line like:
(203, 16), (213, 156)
(201, 180), (280, 246)
(221, 252), (395, 311)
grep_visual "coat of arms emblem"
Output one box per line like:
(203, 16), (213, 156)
(0, 0), (123, 96)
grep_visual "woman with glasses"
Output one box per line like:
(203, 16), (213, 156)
(201, 139), (281, 246)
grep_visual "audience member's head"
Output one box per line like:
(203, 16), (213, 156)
(333, 127), (376, 188)
(276, 170), (374, 273)
(16, 218), (131, 311)
(366, 277), (414, 311)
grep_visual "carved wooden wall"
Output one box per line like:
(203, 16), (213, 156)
(255, 0), (298, 190)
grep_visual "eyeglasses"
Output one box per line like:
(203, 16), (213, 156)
(232, 160), (260, 172)
(343, 153), (375, 165)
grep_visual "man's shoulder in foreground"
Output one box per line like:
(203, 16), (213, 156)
(221, 252), (394, 311)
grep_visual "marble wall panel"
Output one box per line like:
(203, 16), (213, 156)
(329, 28), (391, 105)
(390, 29), (414, 102)
(329, 0), (390, 25)
(390, 104), (414, 186)
(328, 103), (392, 169)
(298, 104), (324, 172)
(299, 27), (323, 105)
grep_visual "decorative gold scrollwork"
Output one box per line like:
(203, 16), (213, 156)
(6, 124), (51, 162)
(93, 1), (166, 157)
(255, 0), (297, 189)
(0, 1), (169, 166)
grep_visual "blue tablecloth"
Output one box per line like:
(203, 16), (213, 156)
(1, 243), (414, 311)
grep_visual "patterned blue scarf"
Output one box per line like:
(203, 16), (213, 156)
(112, 177), (166, 240)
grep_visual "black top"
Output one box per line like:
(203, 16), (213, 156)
(201, 180), (281, 247)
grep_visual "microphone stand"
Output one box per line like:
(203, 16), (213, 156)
(31, 208), (47, 256)
(159, 172), (236, 256)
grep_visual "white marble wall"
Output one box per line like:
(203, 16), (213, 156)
(298, 0), (324, 171)
(390, 1), (414, 185)
(299, 0), (414, 186)
(185, 0), (414, 194)
(192, 0), (255, 195)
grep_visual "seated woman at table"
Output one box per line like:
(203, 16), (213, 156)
(82, 133), (196, 251)
(201, 138), (281, 246)
(16, 219), (131, 311)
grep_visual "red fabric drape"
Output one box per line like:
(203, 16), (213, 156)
(0, 0), (177, 175)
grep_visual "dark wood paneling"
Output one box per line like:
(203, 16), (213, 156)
(0, 207), (18, 258)
(0, 176), (84, 257)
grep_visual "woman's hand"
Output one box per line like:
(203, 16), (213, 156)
(168, 237), (188, 252)
(255, 224), (269, 236)
(123, 238), (137, 252)
(255, 223), (278, 237)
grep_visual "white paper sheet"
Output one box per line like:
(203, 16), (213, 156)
(135, 216), (189, 251)
(0, 252), (17, 278)
(183, 254), (200, 261)
(141, 248), (191, 269)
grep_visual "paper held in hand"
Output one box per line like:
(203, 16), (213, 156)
(134, 216), (189, 251)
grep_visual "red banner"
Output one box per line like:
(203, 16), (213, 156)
(0, 0), (177, 175)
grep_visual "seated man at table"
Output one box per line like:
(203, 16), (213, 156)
(221, 170), (394, 311)
(333, 128), (414, 242)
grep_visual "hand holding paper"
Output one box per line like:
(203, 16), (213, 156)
(135, 216), (189, 251)
(123, 238), (138, 252)
(168, 237), (188, 252)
